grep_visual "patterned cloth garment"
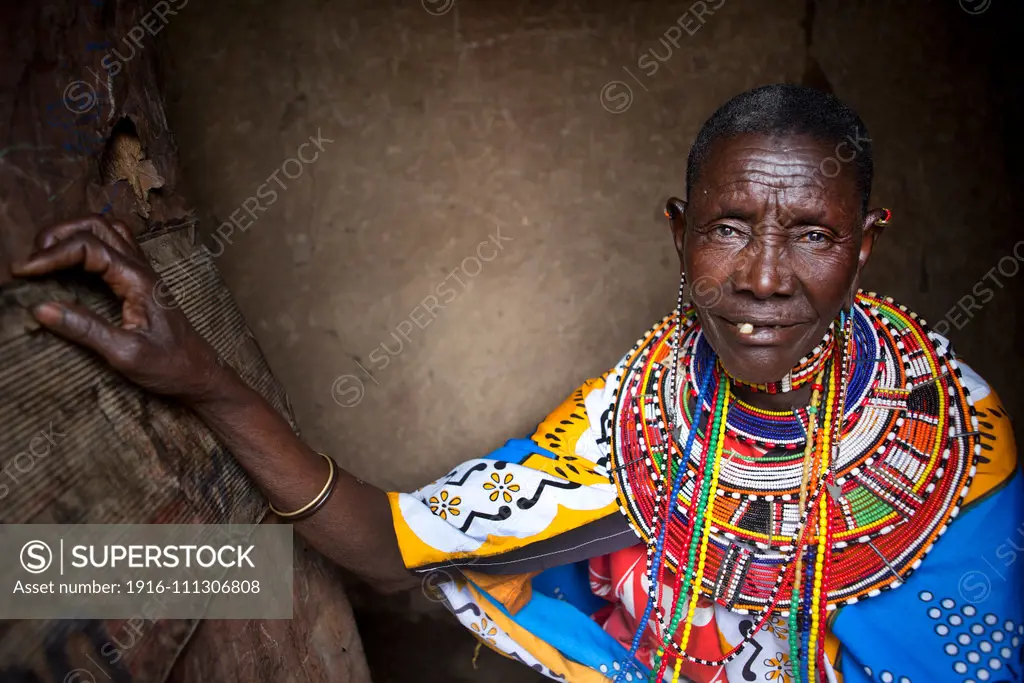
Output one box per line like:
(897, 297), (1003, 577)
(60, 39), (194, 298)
(386, 292), (1023, 683)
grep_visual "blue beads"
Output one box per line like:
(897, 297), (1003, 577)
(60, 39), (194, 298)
(618, 362), (714, 679)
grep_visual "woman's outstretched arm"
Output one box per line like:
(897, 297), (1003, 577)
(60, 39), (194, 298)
(11, 215), (419, 593)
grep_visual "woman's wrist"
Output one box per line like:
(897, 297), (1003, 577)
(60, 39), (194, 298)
(177, 351), (247, 411)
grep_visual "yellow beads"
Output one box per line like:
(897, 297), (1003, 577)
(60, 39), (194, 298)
(671, 384), (732, 682)
(808, 491), (828, 682)
(806, 364), (838, 682)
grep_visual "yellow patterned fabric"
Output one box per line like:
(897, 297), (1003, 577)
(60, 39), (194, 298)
(387, 376), (618, 571)
(963, 391), (1018, 507)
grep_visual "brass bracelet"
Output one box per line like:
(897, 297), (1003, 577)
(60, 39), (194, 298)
(269, 451), (338, 520)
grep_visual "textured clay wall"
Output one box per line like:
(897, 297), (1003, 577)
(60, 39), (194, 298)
(162, 0), (1021, 497)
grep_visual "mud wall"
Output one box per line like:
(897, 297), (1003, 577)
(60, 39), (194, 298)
(163, 0), (1023, 494)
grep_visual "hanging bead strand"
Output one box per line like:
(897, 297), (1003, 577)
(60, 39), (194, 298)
(650, 374), (720, 680)
(618, 320), (714, 683)
(807, 321), (843, 682)
(815, 306), (855, 679)
(669, 377), (731, 683)
(788, 367), (826, 682)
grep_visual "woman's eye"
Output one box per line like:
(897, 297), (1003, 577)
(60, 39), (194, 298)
(714, 225), (736, 237)
(804, 230), (828, 243)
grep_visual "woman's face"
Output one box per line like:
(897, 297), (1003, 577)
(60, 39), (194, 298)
(672, 132), (886, 384)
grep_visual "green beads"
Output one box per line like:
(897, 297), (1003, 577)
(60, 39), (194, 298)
(653, 375), (728, 673)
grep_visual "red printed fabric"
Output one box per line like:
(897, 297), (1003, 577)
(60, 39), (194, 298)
(589, 545), (728, 682)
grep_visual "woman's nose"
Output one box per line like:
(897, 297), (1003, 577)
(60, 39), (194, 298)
(730, 240), (796, 299)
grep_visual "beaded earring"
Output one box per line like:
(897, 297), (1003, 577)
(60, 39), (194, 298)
(668, 197), (688, 304)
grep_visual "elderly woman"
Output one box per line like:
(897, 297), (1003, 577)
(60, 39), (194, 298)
(12, 84), (1022, 683)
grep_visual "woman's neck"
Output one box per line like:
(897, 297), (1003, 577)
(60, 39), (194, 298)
(730, 381), (813, 412)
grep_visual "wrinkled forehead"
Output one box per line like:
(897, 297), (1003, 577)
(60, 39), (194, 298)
(689, 134), (861, 223)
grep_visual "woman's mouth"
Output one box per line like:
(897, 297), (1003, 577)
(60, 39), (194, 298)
(715, 315), (809, 345)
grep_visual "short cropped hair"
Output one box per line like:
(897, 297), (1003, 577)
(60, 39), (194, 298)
(686, 84), (873, 213)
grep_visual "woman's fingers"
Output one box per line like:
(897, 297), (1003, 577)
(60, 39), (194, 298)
(12, 233), (156, 329)
(107, 219), (140, 250)
(32, 302), (141, 368)
(36, 215), (138, 258)
(12, 215), (225, 399)
(14, 232), (150, 287)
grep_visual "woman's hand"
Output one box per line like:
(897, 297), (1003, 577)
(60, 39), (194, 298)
(9, 215), (415, 593)
(11, 215), (226, 403)
(12, 215), (417, 591)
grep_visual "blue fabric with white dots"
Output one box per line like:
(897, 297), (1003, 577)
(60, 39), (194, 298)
(833, 470), (1024, 683)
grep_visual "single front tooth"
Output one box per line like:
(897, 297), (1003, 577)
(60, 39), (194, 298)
(738, 322), (754, 334)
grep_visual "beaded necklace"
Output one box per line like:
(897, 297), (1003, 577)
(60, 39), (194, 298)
(618, 315), (847, 681)
(607, 291), (979, 682)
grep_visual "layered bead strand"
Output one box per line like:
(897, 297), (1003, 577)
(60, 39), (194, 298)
(800, 546), (815, 673)
(816, 308), (855, 679)
(788, 369), (827, 683)
(669, 378), (731, 683)
(636, 327), (844, 672)
(805, 344), (840, 682)
(642, 351), (840, 673)
(648, 373), (724, 680)
(617, 313), (715, 683)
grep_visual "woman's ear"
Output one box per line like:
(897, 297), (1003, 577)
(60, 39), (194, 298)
(666, 196), (687, 257)
(857, 207), (889, 274)
(849, 207), (889, 306)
